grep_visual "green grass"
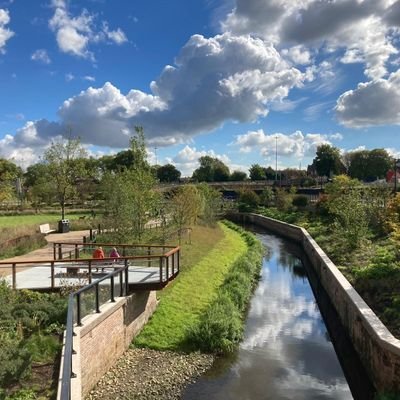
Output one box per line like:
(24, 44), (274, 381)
(134, 222), (248, 351)
(0, 213), (88, 229)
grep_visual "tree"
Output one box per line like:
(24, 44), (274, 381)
(170, 185), (202, 244)
(102, 127), (158, 241)
(346, 148), (392, 182)
(230, 170), (247, 181)
(249, 164), (265, 180)
(24, 163), (56, 207)
(312, 144), (344, 177)
(42, 137), (87, 219)
(157, 164), (181, 182)
(347, 150), (369, 180)
(192, 156), (230, 182)
(0, 159), (22, 202)
(197, 183), (222, 226)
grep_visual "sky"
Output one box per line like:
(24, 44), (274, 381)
(0, 0), (400, 176)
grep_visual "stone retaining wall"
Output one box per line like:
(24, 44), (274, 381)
(229, 212), (400, 393)
(67, 291), (158, 399)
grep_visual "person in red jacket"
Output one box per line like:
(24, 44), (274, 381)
(92, 246), (105, 259)
(92, 246), (105, 272)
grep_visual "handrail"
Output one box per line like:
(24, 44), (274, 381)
(52, 242), (177, 248)
(60, 265), (128, 400)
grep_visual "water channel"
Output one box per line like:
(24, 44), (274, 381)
(182, 225), (374, 400)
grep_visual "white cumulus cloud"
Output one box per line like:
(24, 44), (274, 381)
(31, 49), (51, 64)
(336, 69), (400, 127)
(49, 0), (127, 59)
(3, 33), (305, 155)
(0, 9), (14, 54)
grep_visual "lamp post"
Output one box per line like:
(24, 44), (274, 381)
(275, 135), (278, 183)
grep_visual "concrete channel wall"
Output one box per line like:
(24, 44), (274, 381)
(230, 212), (400, 393)
(65, 291), (157, 399)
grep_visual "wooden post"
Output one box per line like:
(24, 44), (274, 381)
(58, 244), (62, 260)
(51, 262), (55, 288)
(159, 257), (163, 283)
(88, 260), (92, 284)
(147, 246), (151, 268)
(75, 245), (79, 259)
(12, 263), (16, 289)
(53, 243), (56, 260)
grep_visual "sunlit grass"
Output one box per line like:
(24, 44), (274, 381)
(134, 222), (248, 351)
(0, 213), (88, 229)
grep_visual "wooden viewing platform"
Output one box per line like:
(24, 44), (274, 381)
(0, 243), (180, 292)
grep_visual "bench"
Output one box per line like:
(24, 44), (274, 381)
(39, 223), (56, 235)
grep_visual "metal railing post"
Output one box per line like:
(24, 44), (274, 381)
(110, 275), (115, 302)
(166, 256), (169, 280)
(75, 245), (79, 259)
(58, 244), (62, 260)
(53, 243), (56, 260)
(76, 293), (82, 326)
(95, 284), (100, 313)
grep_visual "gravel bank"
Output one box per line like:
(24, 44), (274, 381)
(86, 348), (214, 400)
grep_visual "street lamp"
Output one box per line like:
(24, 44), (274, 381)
(275, 135), (278, 183)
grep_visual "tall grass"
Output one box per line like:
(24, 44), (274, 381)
(189, 221), (263, 353)
(134, 223), (248, 351)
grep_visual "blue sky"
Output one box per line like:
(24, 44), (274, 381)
(0, 0), (400, 176)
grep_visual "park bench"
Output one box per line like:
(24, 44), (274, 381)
(39, 223), (56, 235)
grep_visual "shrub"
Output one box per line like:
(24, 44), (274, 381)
(292, 194), (308, 208)
(24, 334), (61, 363)
(238, 190), (260, 212)
(0, 333), (31, 389)
(275, 188), (292, 211)
(190, 294), (243, 353)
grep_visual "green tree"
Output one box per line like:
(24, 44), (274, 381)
(0, 158), (22, 202)
(312, 144), (344, 177)
(230, 170), (247, 181)
(238, 189), (260, 211)
(249, 164), (266, 180)
(192, 156), (230, 182)
(42, 137), (87, 219)
(24, 163), (56, 208)
(157, 164), (181, 182)
(170, 185), (202, 244)
(197, 183), (222, 226)
(102, 127), (158, 241)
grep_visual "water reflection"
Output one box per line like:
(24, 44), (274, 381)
(183, 232), (354, 400)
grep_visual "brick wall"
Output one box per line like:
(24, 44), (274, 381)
(73, 291), (157, 398)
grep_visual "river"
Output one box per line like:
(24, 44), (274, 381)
(182, 226), (374, 400)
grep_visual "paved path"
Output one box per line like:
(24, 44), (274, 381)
(1, 230), (90, 264)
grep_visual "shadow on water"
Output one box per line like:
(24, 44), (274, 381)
(182, 223), (375, 400)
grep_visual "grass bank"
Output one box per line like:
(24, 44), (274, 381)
(134, 222), (248, 351)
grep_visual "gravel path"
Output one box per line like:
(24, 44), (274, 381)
(86, 348), (214, 400)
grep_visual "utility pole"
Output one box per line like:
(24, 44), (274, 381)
(275, 135), (278, 183)
(154, 146), (158, 166)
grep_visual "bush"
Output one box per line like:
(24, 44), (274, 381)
(238, 190), (260, 212)
(0, 334), (32, 389)
(189, 295), (243, 353)
(292, 194), (308, 208)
